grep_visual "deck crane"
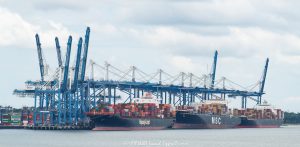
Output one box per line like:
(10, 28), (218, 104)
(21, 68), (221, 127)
(55, 37), (63, 67)
(258, 58), (269, 104)
(72, 38), (83, 93)
(35, 34), (45, 82)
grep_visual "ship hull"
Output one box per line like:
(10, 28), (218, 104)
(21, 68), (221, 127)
(237, 117), (283, 128)
(173, 111), (241, 129)
(90, 115), (174, 131)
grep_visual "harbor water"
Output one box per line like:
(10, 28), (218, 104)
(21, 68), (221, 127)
(0, 125), (299, 147)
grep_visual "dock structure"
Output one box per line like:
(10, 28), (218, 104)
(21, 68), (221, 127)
(13, 27), (269, 128)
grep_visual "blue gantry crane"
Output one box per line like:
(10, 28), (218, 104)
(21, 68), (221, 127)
(78, 27), (91, 117)
(61, 36), (72, 125)
(239, 58), (269, 108)
(71, 37), (83, 124)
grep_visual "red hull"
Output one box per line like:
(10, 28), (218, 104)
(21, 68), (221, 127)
(236, 125), (280, 128)
(173, 123), (236, 129)
(93, 127), (166, 131)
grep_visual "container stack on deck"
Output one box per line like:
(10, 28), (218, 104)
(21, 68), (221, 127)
(176, 103), (228, 115)
(10, 113), (21, 126)
(87, 103), (175, 118)
(0, 107), (34, 128)
(1, 114), (11, 126)
(232, 108), (284, 120)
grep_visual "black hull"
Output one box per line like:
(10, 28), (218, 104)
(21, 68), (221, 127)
(90, 115), (174, 131)
(173, 111), (241, 129)
(237, 117), (283, 128)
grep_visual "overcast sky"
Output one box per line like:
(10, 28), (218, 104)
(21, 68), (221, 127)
(0, 0), (300, 112)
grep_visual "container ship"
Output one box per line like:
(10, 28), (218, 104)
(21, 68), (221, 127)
(173, 99), (241, 129)
(236, 101), (284, 128)
(86, 93), (175, 131)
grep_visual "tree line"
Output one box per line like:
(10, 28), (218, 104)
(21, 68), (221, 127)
(284, 112), (300, 124)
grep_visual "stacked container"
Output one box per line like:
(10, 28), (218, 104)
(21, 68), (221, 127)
(10, 113), (21, 126)
(87, 103), (173, 119)
(2, 114), (11, 126)
(177, 103), (228, 115)
(232, 108), (283, 120)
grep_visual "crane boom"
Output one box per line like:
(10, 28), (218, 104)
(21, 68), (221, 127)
(80, 27), (90, 81)
(61, 36), (72, 92)
(259, 58), (269, 95)
(35, 34), (45, 82)
(55, 37), (63, 67)
(72, 37), (83, 93)
(210, 50), (218, 88)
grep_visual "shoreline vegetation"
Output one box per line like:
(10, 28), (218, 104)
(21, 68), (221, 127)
(284, 112), (300, 124)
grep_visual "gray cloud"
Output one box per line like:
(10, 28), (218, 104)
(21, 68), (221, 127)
(33, 1), (85, 11)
